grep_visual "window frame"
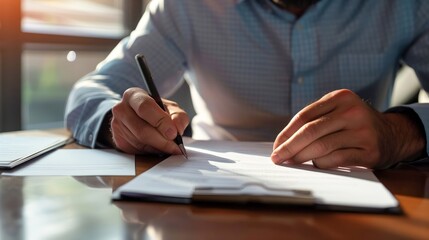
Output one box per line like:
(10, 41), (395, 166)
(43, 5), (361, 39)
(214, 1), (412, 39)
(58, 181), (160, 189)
(0, 0), (146, 132)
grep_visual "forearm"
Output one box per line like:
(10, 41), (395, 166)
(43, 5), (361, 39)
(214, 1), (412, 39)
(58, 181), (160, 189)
(65, 76), (121, 148)
(65, 47), (144, 148)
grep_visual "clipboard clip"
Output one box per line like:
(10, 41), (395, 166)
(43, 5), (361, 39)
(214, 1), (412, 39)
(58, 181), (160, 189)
(192, 182), (316, 206)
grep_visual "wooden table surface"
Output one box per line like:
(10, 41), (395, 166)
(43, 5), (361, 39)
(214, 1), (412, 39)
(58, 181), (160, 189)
(1, 130), (428, 240)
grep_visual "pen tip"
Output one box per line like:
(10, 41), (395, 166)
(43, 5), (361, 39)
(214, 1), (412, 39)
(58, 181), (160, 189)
(179, 144), (188, 159)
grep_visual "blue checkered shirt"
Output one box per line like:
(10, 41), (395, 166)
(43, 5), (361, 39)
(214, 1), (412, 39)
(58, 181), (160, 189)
(66, 0), (429, 156)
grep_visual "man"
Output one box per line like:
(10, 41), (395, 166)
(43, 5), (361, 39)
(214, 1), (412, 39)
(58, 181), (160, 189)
(65, 0), (429, 169)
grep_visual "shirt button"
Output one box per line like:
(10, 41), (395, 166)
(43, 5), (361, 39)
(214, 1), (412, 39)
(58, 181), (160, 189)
(298, 77), (304, 84)
(88, 133), (93, 142)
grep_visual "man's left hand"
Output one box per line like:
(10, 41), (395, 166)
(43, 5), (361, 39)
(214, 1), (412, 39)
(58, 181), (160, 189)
(271, 89), (426, 169)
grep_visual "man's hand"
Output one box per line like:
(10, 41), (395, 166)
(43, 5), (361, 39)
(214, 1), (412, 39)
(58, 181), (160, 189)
(108, 87), (189, 155)
(271, 89), (426, 169)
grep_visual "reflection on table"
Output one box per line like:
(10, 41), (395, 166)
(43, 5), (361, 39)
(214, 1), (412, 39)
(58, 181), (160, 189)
(0, 131), (428, 239)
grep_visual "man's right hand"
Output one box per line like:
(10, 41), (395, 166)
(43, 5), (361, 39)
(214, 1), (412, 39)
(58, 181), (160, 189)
(108, 87), (189, 155)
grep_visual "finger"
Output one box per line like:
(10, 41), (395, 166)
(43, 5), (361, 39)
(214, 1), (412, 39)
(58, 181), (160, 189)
(163, 98), (190, 134)
(111, 104), (141, 153)
(312, 148), (364, 169)
(117, 107), (180, 154)
(115, 119), (180, 155)
(169, 111), (189, 135)
(111, 118), (142, 154)
(113, 121), (165, 155)
(124, 88), (178, 140)
(112, 98), (181, 155)
(274, 89), (356, 150)
(111, 111), (162, 154)
(290, 130), (362, 164)
(170, 112), (189, 135)
(274, 97), (337, 150)
(271, 112), (346, 164)
(129, 122), (181, 154)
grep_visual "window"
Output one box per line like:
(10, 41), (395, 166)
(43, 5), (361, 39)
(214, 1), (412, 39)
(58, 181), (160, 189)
(22, 46), (109, 129)
(22, 0), (126, 38)
(0, 0), (148, 132)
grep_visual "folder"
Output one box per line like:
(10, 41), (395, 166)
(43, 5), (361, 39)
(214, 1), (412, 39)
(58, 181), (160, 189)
(0, 131), (72, 169)
(113, 139), (401, 214)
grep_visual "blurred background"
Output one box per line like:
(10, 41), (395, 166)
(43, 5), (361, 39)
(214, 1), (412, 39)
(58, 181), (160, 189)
(0, 0), (147, 131)
(0, 0), (193, 132)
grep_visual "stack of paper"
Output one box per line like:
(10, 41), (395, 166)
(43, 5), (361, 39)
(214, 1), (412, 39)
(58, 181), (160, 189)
(0, 132), (71, 168)
(2, 149), (135, 176)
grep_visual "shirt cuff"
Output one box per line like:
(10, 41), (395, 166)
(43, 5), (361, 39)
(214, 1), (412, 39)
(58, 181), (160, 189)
(386, 104), (429, 160)
(73, 99), (119, 148)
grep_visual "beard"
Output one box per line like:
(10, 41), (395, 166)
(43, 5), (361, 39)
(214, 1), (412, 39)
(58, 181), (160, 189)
(272, 0), (319, 9)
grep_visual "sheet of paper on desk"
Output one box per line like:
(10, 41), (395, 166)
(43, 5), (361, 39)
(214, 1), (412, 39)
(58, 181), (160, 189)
(1, 149), (135, 176)
(0, 133), (71, 168)
(113, 140), (399, 212)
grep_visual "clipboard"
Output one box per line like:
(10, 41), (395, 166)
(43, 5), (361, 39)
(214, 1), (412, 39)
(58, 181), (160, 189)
(113, 139), (402, 214)
(118, 182), (316, 206)
(192, 183), (315, 205)
(113, 183), (403, 215)
(117, 184), (401, 214)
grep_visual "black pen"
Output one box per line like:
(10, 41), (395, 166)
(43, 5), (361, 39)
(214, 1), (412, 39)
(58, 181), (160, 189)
(135, 54), (188, 159)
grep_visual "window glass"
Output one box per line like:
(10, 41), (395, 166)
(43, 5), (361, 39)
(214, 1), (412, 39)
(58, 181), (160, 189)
(22, 0), (125, 37)
(22, 47), (108, 129)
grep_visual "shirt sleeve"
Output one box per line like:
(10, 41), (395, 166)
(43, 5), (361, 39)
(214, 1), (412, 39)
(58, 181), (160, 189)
(64, 0), (190, 148)
(398, 2), (429, 158)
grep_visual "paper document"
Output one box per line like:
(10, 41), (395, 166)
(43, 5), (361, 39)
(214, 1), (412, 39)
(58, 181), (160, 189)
(2, 149), (135, 176)
(113, 139), (399, 213)
(0, 132), (72, 169)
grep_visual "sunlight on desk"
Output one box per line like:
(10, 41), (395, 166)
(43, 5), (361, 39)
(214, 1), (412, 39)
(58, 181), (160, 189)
(0, 130), (428, 239)
(1, 176), (125, 240)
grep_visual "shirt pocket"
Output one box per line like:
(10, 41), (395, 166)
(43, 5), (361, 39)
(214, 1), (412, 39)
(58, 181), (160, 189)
(338, 53), (386, 91)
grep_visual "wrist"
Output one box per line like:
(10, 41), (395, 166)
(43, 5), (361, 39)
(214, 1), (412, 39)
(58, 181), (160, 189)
(383, 111), (426, 166)
(96, 110), (114, 148)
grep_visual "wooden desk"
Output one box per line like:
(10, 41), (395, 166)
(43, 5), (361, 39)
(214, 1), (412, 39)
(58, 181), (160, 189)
(1, 130), (428, 239)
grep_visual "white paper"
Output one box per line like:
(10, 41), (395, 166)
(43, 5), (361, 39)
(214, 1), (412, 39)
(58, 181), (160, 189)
(2, 149), (135, 176)
(113, 139), (398, 210)
(0, 133), (71, 168)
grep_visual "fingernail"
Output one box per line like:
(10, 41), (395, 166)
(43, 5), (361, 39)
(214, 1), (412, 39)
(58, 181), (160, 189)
(165, 128), (177, 139)
(271, 153), (282, 164)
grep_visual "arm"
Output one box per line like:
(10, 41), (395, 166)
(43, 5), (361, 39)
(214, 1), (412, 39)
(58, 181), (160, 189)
(399, 13), (429, 160)
(271, 17), (429, 169)
(65, 0), (191, 154)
